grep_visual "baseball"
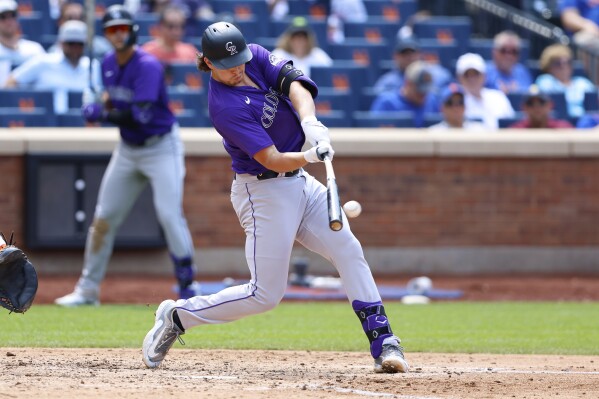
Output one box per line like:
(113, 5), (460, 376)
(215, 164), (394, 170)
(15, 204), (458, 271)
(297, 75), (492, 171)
(343, 200), (362, 218)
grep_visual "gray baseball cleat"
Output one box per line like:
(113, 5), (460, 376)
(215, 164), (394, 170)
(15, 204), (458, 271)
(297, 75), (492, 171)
(374, 339), (409, 373)
(142, 299), (185, 368)
(54, 290), (99, 307)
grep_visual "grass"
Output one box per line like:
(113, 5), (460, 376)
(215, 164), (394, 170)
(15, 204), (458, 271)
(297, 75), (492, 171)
(1, 302), (598, 355)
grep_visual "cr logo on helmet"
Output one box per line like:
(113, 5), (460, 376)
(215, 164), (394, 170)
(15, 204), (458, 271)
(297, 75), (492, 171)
(226, 42), (237, 55)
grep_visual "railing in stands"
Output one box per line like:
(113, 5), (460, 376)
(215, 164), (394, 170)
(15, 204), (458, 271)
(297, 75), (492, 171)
(462, 0), (599, 85)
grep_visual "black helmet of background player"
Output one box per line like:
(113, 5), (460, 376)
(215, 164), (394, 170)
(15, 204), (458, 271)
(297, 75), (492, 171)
(102, 5), (138, 48)
(201, 22), (252, 69)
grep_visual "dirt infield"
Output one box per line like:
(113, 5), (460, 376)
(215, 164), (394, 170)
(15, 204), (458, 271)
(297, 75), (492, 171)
(1, 349), (597, 399)
(3, 274), (596, 398)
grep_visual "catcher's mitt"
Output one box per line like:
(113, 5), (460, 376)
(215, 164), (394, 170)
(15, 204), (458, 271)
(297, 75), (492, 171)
(0, 232), (38, 313)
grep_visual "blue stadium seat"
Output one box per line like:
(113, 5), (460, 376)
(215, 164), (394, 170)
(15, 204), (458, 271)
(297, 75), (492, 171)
(413, 16), (472, 54)
(165, 63), (209, 91)
(0, 89), (54, 110)
(310, 62), (373, 95)
(254, 36), (278, 51)
(418, 38), (460, 71)
(134, 13), (159, 37)
(17, 1), (50, 20)
(174, 109), (211, 127)
(18, 12), (52, 40)
(359, 86), (380, 111)
(317, 110), (349, 127)
(195, 17), (265, 44)
(362, 0), (417, 25)
(584, 90), (599, 113)
(328, 38), (389, 69)
(343, 19), (401, 44)
(0, 108), (55, 127)
(315, 88), (356, 117)
(167, 88), (209, 126)
(498, 112), (526, 128)
(68, 91), (83, 109)
(352, 111), (415, 127)
(469, 38), (530, 63)
(56, 111), (86, 127)
(211, 0), (270, 22)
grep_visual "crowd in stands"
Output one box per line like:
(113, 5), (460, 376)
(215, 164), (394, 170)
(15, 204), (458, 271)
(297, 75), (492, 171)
(1, 0), (599, 129)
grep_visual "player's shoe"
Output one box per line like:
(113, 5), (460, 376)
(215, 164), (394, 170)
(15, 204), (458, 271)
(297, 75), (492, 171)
(142, 299), (185, 368)
(54, 290), (99, 307)
(374, 337), (409, 373)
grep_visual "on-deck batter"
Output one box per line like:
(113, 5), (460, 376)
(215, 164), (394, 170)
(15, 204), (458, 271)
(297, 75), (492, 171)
(55, 5), (197, 306)
(142, 21), (409, 374)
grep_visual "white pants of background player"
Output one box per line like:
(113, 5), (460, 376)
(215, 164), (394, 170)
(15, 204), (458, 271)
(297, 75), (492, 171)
(174, 169), (383, 326)
(75, 124), (195, 296)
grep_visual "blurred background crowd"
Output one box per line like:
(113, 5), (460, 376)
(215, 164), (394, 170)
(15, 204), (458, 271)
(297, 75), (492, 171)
(2, 0), (599, 129)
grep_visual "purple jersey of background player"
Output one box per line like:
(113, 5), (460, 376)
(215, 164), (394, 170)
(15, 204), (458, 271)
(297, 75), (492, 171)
(101, 49), (176, 144)
(209, 44), (319, 175)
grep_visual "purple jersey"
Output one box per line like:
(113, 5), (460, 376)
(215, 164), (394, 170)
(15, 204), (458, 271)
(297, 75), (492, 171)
(208, 44), (318, 175)
(101, 49), (175, 144)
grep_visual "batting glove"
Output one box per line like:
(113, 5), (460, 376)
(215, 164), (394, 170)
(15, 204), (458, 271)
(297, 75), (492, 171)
(301, 115), (330, 146)
(304, 142), (335, 163)
(82, 103), (105, 123)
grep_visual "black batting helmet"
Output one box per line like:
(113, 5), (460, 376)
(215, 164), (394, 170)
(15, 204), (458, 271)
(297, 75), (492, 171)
(201, 22), (252, 69)
(102, 5), (138, 47)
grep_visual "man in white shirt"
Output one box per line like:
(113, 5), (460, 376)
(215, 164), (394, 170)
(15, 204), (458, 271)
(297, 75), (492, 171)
(0, 0), (46, 86)
(4, 20), (101, 114)
(456, 52), (515, 129)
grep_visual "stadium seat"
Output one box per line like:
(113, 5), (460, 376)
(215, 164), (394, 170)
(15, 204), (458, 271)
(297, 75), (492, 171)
(211, 0), (270, 21)
(18, 12), (52, 40)
(287, 0), (329, 19)
(418, 38), (460, 71)
(310, 62), (373, 95)
(174, 109), (211, 127)
(328, 38), (389, 69)
(56, 111), (86, 127)
(0, 89), (54, 111)
(17, 0), (49, 18)
(133, 13), (160, 38)
(413, 16), (472, 54)
(508, 92), (569, 119)
(0, 108), (55, 127)
(315, 88), (356, 117)
(68, 91), (83, 109)
(359, 86), (380, 112)
(498, 112), (525, 128)
(584, 91), (599, 113)
(362, 0), (417, 24)
(343, 19), (401, 45)
(195, 17), (265, 43)
(165, 63), (209, 90)
(352, 111), (415, 128)
(317, 110), (349, 127)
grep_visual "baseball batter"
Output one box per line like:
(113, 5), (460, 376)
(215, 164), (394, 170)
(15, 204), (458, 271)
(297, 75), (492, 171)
(142, 22), (409, 374)
(55, 5), (197, 306)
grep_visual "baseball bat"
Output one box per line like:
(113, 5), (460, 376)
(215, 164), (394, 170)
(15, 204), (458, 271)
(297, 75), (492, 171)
(323, 155), (343, 231)
(84, 0), (96, 93)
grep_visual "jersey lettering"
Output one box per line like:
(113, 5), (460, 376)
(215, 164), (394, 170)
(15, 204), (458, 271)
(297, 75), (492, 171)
(261, 88), (280, 128)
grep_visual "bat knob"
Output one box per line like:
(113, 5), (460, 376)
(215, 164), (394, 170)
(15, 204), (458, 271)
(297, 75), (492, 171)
(330, 220), (343, 231)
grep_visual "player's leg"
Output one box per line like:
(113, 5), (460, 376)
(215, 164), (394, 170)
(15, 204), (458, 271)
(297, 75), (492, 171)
(139, 126), (196, 298)
(55, 145), (147, 306)
(295, 171), (408, 373)
(143, 174), (306, 368)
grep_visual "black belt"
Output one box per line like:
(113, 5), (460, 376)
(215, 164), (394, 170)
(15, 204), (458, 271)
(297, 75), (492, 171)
(256, 169), (300, 180)
(124, 132), (169, 147)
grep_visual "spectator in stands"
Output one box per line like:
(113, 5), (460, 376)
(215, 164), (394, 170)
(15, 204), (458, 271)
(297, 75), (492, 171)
(4, 20), (101, 115)
(429, 84), (486, 130)
(142, 5), (197, 65)
(48, 1), (111, 61)
(267, 0), (289, 21)
(370, 61), (439, 128)
(456, 52), (515, 129)
(509, 85), (573, 128)
(125, 0), (213, 37)
(373, 37), (452, 94)
(559, 0), (599, 52)
(534, 43), (594, 119)
(327, 0), (368, 43)
(485, 30), (532, 94)
(0, 0), (45, 86)
(272, 16), (332, 78)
